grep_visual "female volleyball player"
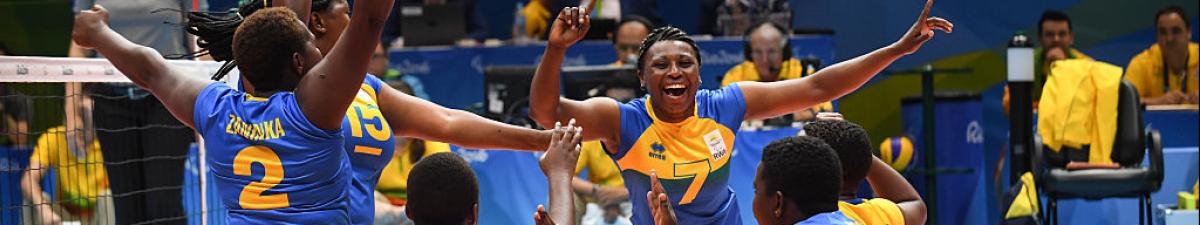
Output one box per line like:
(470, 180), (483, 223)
(71, 0), (394, 222)
(529, 0), (952, 224)
(186, 1), (555, 224)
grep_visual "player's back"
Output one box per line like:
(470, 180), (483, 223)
(193, 83), (353, 224)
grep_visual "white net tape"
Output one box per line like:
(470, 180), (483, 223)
(0, 56), (239, 83)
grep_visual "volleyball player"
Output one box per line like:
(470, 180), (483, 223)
(186, 1), (555, 224)
(70, 0), (393, 221)
(529, 0), (951, 223)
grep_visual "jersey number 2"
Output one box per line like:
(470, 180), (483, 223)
(234, 145), (290, 209)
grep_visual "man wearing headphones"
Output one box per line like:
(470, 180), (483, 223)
(721, 21), (833, 121)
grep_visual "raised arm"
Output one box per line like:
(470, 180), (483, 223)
(378, 84), (551, 151)
(71, 5), (209, 129)
(529, 6), (621, 147)
(536, 121), (583, 225)
(867, 157), (926, 225)
(740, 0), (953, 120)
(294, 0), (394, 130)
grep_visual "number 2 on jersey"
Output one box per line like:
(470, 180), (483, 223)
(234, 145), (290, 209)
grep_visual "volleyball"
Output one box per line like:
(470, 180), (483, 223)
(880, 136), (916, 172)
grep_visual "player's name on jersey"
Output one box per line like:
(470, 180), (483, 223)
(226, 114), (288, 141)
(0, 56), (233, 83)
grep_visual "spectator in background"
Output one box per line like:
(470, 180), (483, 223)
(1125, 6), (1198, 105)
(383, 0), (488, 46)
(0, 42), (31, 148)
(21, 83), (114, 225)
(522, 0), (628, 40)
(1033, 10), (1091, 101)
(711, 0), (791, 36)
(370, 43), (431, 99)
(721, 22), (832, 121)
(1004, 10), (1092, 113)
(70, 1), (201, 224)
(610, 16), (652, 66)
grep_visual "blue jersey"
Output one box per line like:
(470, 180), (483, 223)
(343, 75), (397, 225)
(194, 83), (353, 224)
(794, 211), (856, 225)
(613, 84), (747, 225)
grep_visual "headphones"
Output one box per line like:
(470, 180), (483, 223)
(743, 21), (793, 62)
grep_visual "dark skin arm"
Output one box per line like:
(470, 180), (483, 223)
(71, 5), (210, 129)
(867, 157), (926, 225)
(740, 0), (953, 120)
(529, 6), (624, 153)
(536, 121), (583, 225)
(292, 0), (394, 130)
(377, 85), (552, 151)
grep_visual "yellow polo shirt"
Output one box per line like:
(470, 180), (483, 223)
(29, 126), (107, 208)
(1124, 43), (1199, 99)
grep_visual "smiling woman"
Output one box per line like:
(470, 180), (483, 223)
(528, 1), (952, 224)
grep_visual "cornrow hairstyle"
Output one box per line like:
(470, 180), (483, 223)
(184, 0), (333, 80)
(636, 26), (702, 74)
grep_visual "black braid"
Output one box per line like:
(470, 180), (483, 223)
(181, 0), (334, 81)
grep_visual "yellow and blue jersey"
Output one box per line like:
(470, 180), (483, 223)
(343, 75), (397, 225)
(613, 84), (746, 225)
(193, 83), (353, 224)
(794, 211), (857, 225)
(839, 198), (906, 225)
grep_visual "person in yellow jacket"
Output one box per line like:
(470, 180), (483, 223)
(721, 22), (834, 121)
(803, 120), (926, 225)
(20, 84), (113, 225)
(1124, 6), (1198, 105)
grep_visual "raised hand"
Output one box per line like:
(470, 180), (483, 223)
(533, 204), (557, 225)
(647, 170), (678, 225)
(539, 119), (583, 178)
(72, 5), (110, 49)
(890, 0), (954, 55)
(547, 6), (592, 50)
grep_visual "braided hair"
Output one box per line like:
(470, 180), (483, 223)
(185, 0), (333, 80)
(635, 26), (702, 74)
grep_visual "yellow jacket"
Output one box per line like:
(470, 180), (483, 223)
(574, 141), (625, 187)
(1037, 59), (1122, 164)
(1124, 43), (1199, 98)
(720, 59), (834, 111)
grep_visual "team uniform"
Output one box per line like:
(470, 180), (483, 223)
(794, 211), (858, 225)
(341, 75), (398, 225)
(612, 84), (747, 225)
(838, 198), (906, 225)
(194, 83), (353, 224)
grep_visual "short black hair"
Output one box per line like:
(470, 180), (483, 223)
(1037, 10), (1072, 35)
(760, 136), (842, 215)
(636, 26), (702, 74)
(612, 15), (655, 45)
(407, 152), (479, 225)
(803, 120), (873, 191)
(1155, 5), (1191, 29)
(231, 7), (312, 93)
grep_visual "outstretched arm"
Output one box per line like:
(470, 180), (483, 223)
(294, 0), (394, 130)
(529, 6), (621, 149)
(72, 5), (209, 129)
(378, 85), (551, 151)
(867, 157), (926, 225)
(740, 0), (953, 120)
